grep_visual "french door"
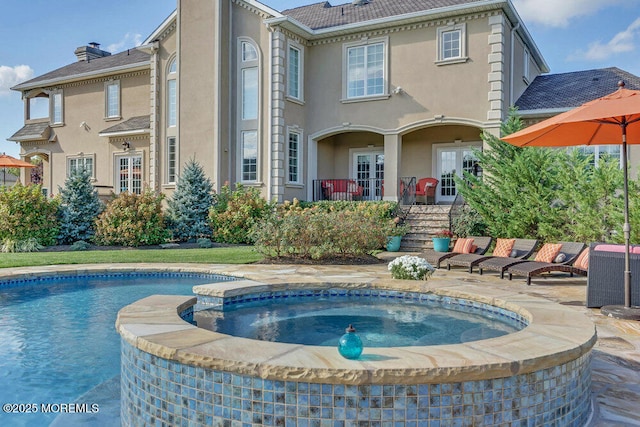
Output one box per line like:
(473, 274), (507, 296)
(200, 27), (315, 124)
(117, 154), (143, 194)
(435, 145), (480, 203)
(352, 151), (384, 200)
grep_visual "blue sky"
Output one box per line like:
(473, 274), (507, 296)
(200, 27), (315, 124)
(2, 0), (640, 158)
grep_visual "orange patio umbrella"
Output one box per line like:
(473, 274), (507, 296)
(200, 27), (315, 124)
(502, 81), (640, 315)
(0, 153), (35, 186)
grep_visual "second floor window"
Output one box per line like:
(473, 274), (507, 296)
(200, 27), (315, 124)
(106, 80), (120, 118)
(437, 23), (466, 63)
(52, 92), (63, 124)
(345, 40), (386, 99)
(288, 45), (301, 100)
(167, 58), (177, 127)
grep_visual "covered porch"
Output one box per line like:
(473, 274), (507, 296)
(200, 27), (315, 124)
(309, 123), (485, 203)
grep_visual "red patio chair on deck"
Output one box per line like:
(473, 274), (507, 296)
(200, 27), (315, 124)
(415, 178), (438, 204)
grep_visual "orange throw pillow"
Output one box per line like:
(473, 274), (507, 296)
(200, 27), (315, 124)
(452, 238), (474, 254)
(493, 238), (515, 258)
(534, 243), (562, 263)
(574, 248), (589, 270)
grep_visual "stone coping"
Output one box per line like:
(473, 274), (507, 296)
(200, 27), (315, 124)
(106, 265), (598, 386)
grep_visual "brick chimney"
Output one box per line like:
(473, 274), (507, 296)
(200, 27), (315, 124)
(74, 42), (111, 62)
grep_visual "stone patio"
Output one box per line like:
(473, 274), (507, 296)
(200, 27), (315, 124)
(1, 259), (639, 426)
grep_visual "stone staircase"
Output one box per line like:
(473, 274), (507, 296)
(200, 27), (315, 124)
(400, 204), (453, 251)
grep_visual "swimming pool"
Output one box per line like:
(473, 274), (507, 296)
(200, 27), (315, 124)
(0, 271), (231, 427)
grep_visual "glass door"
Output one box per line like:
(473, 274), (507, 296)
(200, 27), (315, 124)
(353, 151), (384, 200)
(436, 146), (479, 203)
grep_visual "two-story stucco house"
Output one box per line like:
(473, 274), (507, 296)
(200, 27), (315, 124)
(8, 0), (640, 203)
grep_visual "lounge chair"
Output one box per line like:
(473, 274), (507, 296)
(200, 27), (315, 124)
(421, 236), (492, 268)
(476, 238), (539, 278)
(506, 241), (586, 285)
(447, 238), (538, 274)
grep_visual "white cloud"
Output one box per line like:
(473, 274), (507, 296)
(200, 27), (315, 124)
(512, 0), (615, 27)
(0, 65), (34, 96)
(569, 17), (640, 61)
(106, 33), (143, 53)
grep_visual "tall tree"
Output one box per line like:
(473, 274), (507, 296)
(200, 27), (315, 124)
(167, 158), (214, 241)
(57, 168), (103, 244)
(456, 108), (564, 241)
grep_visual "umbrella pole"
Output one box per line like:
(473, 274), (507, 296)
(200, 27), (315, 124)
(622, 123), (631, 309)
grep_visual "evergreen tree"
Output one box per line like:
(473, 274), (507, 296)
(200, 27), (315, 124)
(167, 158), (214, 241)
(455, 108), (565, 241)
(57, 168), (103, 244)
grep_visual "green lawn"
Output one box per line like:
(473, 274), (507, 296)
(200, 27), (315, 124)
(0, 246), (263, 269)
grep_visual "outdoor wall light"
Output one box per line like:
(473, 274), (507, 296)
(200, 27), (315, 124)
(122, 141), (130, 150)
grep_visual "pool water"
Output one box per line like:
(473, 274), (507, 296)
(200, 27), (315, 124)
(0, 273), (227, 427)
(194, 297), (522, 347)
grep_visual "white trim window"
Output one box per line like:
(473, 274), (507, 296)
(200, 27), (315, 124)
(167, 58), (177, 127)
(116, 154), (143, 194)
(287, 43), (303, 101)
(105, 80), (120, 118)
(345, 40), (386, 99)
(167, 136), (177, 184)
(436, 23), (467, 64)
(237, 39), (260, 183)
(241, 131), (258, 182)
(287, 129), (302, 184)
(577, 145), (622, 168)
(67, 154), (95, 178)
(51, 90), (63, 125)
(242, 67), (258, 120)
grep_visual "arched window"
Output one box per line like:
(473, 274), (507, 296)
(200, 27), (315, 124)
(238, 40), (260, 183)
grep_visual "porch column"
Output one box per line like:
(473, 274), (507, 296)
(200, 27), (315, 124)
(383, 133), (401, 201)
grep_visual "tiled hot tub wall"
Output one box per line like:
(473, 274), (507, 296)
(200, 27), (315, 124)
(120, 340), (591, 426)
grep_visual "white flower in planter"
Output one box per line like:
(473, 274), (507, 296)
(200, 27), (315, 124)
(388, 255), (435, 280)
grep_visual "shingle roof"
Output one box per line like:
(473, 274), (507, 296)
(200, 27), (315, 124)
(8, 122), (51, 142)
(12, 48), (150, 90)
(99, 115), (151, 135)
(515, 67), (640, 112)
(282, 0), (484, 30)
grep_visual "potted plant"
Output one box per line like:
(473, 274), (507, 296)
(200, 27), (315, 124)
(432, 229), (453, 252)
(385, 217), (408, 251)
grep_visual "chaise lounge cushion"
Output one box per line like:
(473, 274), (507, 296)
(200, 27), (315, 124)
(534, 243), (562, 263)
(493, 238), (515, 258)
(453, 238), (474, 254)
(573, 248), (589, 270)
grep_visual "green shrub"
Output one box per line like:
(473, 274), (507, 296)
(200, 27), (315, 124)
(70, 240), (92, 251)
(1, 237), (44, 253)
(451, 204), (487, 237)
(197, 238), (214, 248)
(57, 168), (104, 244)
(167, 158), (214, 241)
(0, 183), (59, 246)
(251, 203), (389, 259)
(93, 190), (169, 246)
(209, 184), (275, 244)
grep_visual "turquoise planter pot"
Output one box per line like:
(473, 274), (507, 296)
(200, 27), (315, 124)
(432, 237), (451, 252)
(386, 235), (402, 251)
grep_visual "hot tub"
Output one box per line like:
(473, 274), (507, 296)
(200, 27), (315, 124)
(117, 277), (596, 426)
